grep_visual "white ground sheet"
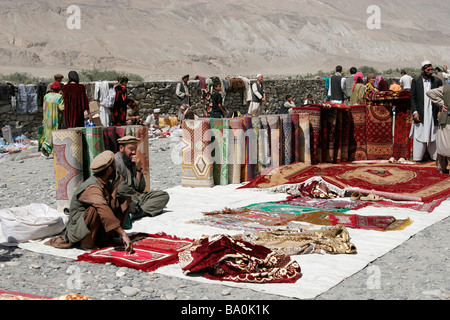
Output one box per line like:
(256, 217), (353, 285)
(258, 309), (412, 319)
(2, 184), (449, 299)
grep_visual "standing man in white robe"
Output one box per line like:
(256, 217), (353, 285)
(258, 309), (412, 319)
(410, 61), (443, 162)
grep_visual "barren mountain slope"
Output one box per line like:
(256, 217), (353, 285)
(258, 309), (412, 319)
(1, 0), (449, 80)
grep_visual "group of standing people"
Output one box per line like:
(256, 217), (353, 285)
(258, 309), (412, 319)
(41, 71), (91, 156)
(42, 72), (142, 156)
(328, 65), (413, 106)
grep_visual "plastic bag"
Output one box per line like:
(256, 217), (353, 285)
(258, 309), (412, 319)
(0, 204), (68, 243)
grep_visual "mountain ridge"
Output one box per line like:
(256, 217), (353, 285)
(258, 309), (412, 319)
(1, 0), (450, 80)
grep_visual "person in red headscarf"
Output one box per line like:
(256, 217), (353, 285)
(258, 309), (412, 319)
(41, 81), (65, 156)
(62, 71), (91, 128)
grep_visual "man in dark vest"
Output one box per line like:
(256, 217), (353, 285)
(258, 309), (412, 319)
(248, 74), (266, 116)
(176, 74), (190, 122)
(115, 136), (170, 221)
(329, 65), (345, 103)
(45, 150), (133, 252)
(410, 60), (443, 162)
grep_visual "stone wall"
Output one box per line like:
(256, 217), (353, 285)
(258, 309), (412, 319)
(0, 78), (328, 140)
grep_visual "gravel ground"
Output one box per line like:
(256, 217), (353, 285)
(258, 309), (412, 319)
(0, 136), (449, 302)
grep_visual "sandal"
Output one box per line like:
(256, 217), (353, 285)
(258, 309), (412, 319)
(360, 193), (384, 201)
(350, 192), (362, 201)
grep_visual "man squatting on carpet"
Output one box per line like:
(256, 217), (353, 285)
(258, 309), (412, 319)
(45, 143), (169, 252)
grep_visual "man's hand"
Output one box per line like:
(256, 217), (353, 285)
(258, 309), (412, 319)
(413, 113), (420, 123)
(131, 154), (142, 171)
(122, 233), (133, 253)
(115, 227), (133, 253)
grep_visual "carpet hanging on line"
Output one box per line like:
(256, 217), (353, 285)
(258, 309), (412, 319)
(179, 234), (302, 284)
(76, 233), (194, 272)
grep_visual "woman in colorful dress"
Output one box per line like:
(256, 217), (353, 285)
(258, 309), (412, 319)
(41, 81), (65, 156)
(364, 73), (378, 103)
(112, 76), (139, 126)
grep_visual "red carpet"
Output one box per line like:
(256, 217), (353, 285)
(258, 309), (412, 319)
(76, 233), (194, 272)
(239, 162), (450, 203)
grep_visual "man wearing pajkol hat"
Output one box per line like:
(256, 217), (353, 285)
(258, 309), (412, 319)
(410, 60), (443, 162)
(45, 150), (133, 252)
(46, 73), (65, 94)
(115, 136), (170, 221)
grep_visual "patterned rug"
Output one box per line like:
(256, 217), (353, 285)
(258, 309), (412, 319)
(371, 90), (413, 160)
(81, 126), (105, 180)
(243, 116), (256, 181)
(52, 129), (84, 212)
(279, 194), (447, 213)
(211, 118), (230, 186)
(365, 105), (393, 160)
(179, 234), (302, 284)
(229, 117), (245, 184)
(292, 106), (321, 164)
(280, 114), (293, 166)
(348, 105), (368, 161)
(189, 202), (347, 232)
(295, 211), (412, 231)
(181, 119), (214, 188)
(267, 115), (281, 168)
(76, 233), (194, 272)
(239, 162), (450, 203)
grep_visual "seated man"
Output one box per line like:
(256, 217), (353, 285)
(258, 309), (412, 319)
(45, 150), (133, 252)
(144, 108), (161, 129)
(145, 108), (170, 134)
(115, 135), (170, 220)
(126, 103), (143, 125)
